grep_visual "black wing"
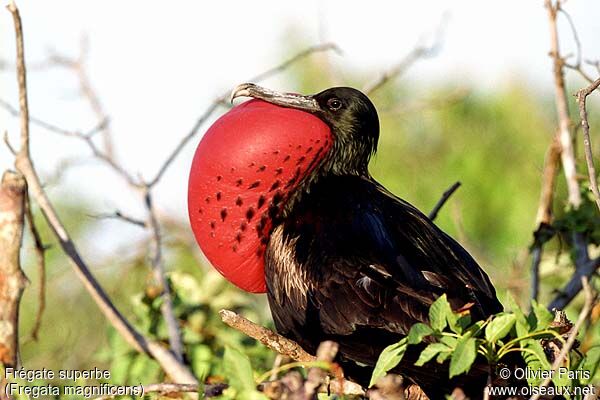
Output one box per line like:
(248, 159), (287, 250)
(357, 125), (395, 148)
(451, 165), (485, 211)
(265, 175), (501, 388)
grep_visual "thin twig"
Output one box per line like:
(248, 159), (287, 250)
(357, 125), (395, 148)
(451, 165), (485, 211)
(47, 35), (114, 157)
(428, 181), (461, 221)
(24, 192), (47, 341)
(219, 309), (316, 362)
(575, 76), (600, 212)
(89, 210), (147, 228)
(5, 0), (197, 384)
(144, 187), (184, 362)
(530, 277), (597, 400)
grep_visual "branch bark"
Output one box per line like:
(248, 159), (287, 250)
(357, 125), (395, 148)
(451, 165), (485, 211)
(546, 0), (581, 209)
(544, 0), (592, 308)
(0, 171), (28, 368)
(219, 309), (316, 362)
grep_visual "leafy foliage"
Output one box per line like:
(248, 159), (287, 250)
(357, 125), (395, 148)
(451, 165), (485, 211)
(371, 294), (599, 396)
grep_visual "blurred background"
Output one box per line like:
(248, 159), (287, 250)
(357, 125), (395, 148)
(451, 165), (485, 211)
(1, 0), (599, 390)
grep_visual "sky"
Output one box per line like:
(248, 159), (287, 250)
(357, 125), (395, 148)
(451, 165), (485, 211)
(1, 0), (599, 250)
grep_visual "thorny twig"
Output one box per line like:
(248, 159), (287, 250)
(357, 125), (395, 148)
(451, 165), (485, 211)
(530, 277), (597, 400)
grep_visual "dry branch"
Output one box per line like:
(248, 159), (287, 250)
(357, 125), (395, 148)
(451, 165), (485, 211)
(23, 192), (46, 341)
(144, 188), (183, 362)
(546, 0), (581, 209)
(0, 171), (28, 368)
(5, 1), (197, 385)
(575, 76), (600, 212)
(530, 138), (561, 300)
(544, 0), (593, 308)
(219, 309), (316, 362)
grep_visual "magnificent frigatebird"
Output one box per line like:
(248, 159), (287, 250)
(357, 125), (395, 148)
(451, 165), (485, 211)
(188, 83), (502, 397)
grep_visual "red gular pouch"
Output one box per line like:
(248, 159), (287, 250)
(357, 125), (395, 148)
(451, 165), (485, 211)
(188, 99), (332, 293)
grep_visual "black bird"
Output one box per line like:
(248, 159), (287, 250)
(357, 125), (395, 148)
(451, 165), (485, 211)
(229, 83), (503, 398)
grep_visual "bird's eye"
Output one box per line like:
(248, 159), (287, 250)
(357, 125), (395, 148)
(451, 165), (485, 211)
(327, 98), (342, 111)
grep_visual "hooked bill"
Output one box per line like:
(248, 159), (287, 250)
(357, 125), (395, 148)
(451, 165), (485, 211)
(188, 99), (332, 292)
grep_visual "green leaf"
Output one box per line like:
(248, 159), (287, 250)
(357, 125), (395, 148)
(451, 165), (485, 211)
(429, 294), (453, 332)
(521, 339), (551, 386)
(531, 300), (553, 330)
(414, 343), (450, 366)
(440, 335), (458, 350)
(191, 344), (213, 381)
(580, 346), (600, 384)
(485, 313), (516, 343)
(506, 294), (530, 337)
(223, 346), (255, 392)
(436, 349), (452, 363)
(407, 323), (434, 345)
(369, 338), (408, 387)
(449, 337), (477, 378)
(238, 390), (270, 400)
(456, 314), (472, 334)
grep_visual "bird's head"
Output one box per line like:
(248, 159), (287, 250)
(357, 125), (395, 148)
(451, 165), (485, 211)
(231, 83), (379, 175)
(188, 84), (379, 293)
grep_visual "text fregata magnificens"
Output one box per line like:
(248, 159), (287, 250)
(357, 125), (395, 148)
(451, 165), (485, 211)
(188, 83), (503, 397)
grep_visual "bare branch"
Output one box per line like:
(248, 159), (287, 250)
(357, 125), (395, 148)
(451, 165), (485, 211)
(251, 42), (341, 83)
(531, 138), (561, 300)
(24, 192), (47, 341)
(428, 181), (461, 221)
(47, 35), (114, 157)
(544, 0), (592, 306)
(575, 76), (600, 212)
(5, 1), (197, 384)
(531, 277), (597, 400)
(219, 309), (316, 362)
(144, 187), (184, 362)
(88, 210), (147, 228)
(147, 42), (340, 188)
(546, 0), (582, 208)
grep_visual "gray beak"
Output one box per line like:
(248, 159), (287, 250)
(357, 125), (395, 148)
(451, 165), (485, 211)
(230, 83), (320, 113)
